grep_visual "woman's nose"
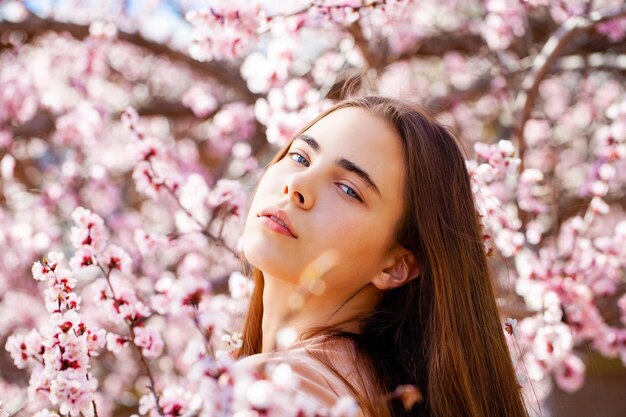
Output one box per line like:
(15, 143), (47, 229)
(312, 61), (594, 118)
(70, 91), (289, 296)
(283, 173), (314, 210)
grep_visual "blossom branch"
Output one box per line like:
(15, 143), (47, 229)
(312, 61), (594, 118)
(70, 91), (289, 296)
(0, 12), (257, 103)
(153, 163), (240, 259)
(94, 262), (165, 417)
(514, 5), (626, 168)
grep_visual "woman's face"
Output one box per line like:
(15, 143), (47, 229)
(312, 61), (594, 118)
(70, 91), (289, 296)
(242, 107), (406, 293)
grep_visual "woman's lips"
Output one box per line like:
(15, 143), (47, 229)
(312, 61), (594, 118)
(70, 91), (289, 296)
(257, 208), (298, 238)
(259, 216), (298, 238)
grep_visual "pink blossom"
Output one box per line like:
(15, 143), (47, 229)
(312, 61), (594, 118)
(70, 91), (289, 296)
(100, 244), (133, 273)
(28, 366), (54, 403)
(132, 159), (180, 200)
(504, 318), (519, 337)
(69, 247), (97, 270)
(178, 173), (210, 224)
(0, 57), (38, 124)
(480, 0), (527, 51)
(139, 385), (202, 417)
(597, 16), (626, 42)
(207, 179), (247, 218)
(554, 353), (585, 393)
(209, 102), (256, 149)
(221, 332), (243, 352)
(133, 229), (169, 257)
(133, 326), (164, 358)
(240, 38), (295, 93)
(70, 207), (107, 252)
(106, 332), (129, 355)
(49, 371), (97, 416)
(32, 260), (54, 281)
(518, 168), (549, 215)
(33, 410), (61, 417)
(187, 1), (265, 61)
(228, 271), (253, 299)
(85, 327), (107, 355)
(53, 104), (104, 147)
(534, 323), (573, 365)
(182, 86), (218, 118)
(104, 287), (151, 325)
(5, 333), (30, 369)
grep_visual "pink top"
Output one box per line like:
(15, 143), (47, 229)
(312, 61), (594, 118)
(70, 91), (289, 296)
(234, 336), (376, 416)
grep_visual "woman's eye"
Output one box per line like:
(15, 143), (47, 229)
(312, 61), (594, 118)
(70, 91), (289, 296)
(288, 152), (309, 167)
(338, 183), (363, 202)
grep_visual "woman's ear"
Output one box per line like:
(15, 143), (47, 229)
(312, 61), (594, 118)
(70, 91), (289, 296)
(371, 246), (420, 290)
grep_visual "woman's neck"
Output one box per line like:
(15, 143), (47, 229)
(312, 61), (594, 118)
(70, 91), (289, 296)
(261, 273), (382, 352)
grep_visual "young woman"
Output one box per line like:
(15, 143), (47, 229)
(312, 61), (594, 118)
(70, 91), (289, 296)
(235, 96), (528, 417)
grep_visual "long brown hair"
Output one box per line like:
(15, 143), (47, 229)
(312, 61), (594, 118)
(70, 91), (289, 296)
(237, 96), (528, 417)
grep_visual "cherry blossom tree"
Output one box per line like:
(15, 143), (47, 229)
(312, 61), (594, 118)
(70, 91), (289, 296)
(1, 0), (625, 416)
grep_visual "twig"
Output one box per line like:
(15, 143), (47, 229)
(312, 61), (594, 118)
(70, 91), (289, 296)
(191, 307), (216, 357)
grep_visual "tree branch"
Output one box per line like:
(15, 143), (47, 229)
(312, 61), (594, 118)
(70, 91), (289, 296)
(345, 22), (378, 69)
(0, 13), (260, 103)
(513, 5), (626, 167)
(10, 100), (203, 138)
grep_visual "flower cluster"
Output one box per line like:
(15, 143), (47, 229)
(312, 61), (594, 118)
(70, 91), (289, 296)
(187, 0), (266, 61)
(469, 139), (525, 257)
(6, 252), (105, 416)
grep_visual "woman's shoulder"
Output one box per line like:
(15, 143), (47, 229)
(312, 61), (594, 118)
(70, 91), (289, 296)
(233, 336), (370, 414)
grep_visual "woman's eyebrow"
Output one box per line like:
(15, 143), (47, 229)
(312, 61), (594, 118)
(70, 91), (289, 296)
(295, 134), (381, 197)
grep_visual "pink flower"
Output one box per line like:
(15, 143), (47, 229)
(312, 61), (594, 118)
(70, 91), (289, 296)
(133, 326), (164, 358)
(207, 102), (256, 156)
(33, 410), (60, 417)
(28, 366), (54, 403)
(554, 353), (585, 393)
(132, 159), (180, 199)
(228, 271), (253, 299)
(70, 207), (107, 252)
(504, 318), (519, 337)
(33, 408), (59, 417)
(139, 385), (201, 417)
(534, 323), (573, 365)
(106, 332), (129, 355)
(133, 229), (169, 257)
(221, 332), (243, 352)
(186, 1), (265, 61)
(597, 17), (626, 42)
(52, 310), (82, 334)
(207, 179), (247, 218)
(69, 247), (97, 270)
(182, 86), (218, 118)
(32, 251), (64, 281)
(53, 104), (104, 147)
(85, 327), (106, 355)
(49, 371), (97, 416)
(5, 333), (30, 369)
(100, 244), (133, 273)
(105, 287), (151, 325)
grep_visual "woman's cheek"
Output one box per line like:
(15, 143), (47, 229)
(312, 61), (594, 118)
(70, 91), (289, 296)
(327, 214), (375, 249)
